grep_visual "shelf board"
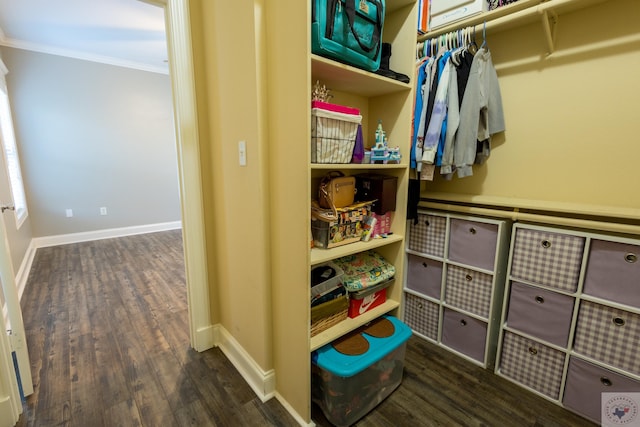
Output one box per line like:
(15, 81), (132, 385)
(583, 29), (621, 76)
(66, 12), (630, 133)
(310, 299), (401, 351)
(310, 234), (404, 266)
(311, 55), (412, 97)
(418, 0), (544, 40)
(418, 0), (611, 41)
(310, 163), (408, 170)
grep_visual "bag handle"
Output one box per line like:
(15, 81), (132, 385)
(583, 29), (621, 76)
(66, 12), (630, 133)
(320, 170), (345, 186)
(316, 185), (339, 221)
(315, 171), (344, 221)
(344, 0), (383, 54)
(325, 0), (339, 39)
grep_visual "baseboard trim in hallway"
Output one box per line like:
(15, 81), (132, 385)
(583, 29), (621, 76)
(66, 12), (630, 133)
(31, 221), (182, 249)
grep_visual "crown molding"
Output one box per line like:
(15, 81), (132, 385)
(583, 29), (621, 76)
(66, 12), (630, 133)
(0, 36), (169, 75)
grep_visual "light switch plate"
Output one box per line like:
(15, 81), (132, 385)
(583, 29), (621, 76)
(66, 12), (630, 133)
(238, 140), (247, 166)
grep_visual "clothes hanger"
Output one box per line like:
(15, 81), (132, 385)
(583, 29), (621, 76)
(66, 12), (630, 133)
(468, 25), (478, 55)
(480, 21), (488, 50)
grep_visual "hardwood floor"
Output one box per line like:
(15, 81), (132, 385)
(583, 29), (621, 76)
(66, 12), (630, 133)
(16, 230), (595, 426)
(312, 337), (595, 426)
(17, 231), (296, 427)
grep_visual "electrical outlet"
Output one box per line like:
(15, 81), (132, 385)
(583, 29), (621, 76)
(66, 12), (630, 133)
(100, 207), (108, 216)
(66, 209), (73, 218)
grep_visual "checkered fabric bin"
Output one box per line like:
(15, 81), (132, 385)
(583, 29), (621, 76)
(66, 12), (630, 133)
(510, 227), (585, 292)
(499, 331), (565, 400)
(444, 265), (492, 319)
(573, 301), (640, 376)
(404, 292), (439, 340)
(408, 213), (446, 257)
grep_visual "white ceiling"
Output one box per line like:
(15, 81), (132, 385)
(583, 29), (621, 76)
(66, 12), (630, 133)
(0, 0), (168, 74)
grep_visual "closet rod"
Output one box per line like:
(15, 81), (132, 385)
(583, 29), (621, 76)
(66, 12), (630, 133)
(418, 0), (608, 46)
(420, 201), (640, 236)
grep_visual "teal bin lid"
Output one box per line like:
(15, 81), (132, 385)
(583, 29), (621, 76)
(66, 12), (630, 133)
(312, 315), (412, 377)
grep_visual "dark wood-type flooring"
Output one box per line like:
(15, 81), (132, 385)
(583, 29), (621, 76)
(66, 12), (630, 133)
(16, 230), (595, 426)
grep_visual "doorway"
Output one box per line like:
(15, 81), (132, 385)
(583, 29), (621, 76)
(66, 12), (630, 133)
(0, 1), (210, 424)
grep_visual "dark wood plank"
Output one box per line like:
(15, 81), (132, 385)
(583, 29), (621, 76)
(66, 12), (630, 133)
(16, 230), (595, 427)
(312, 336), (596, 426)
(103, 398), (143, 427)
(16, 231), (298, 427)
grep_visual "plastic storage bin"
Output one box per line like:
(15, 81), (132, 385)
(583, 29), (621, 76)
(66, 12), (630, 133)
(311, 315), (412, 426)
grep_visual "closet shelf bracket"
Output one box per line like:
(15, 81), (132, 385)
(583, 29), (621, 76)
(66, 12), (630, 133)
(540, 9), (558, 54)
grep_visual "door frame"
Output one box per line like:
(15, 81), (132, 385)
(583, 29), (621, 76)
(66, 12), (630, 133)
(154, 0), (213, 351)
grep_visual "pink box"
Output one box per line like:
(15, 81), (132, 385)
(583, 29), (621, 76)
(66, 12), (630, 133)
(372, 212), (392, 237)
(311, 100), (360, 116)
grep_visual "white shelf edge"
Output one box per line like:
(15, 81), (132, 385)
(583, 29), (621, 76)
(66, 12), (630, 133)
(311, 54), (412, 97)
(310, 163), (409, 170)
(310, 299), (401, 351)
(310, 234), (404, 265)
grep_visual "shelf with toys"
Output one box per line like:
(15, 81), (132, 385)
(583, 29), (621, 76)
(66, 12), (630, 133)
(308, 76), (411, 354)
(267, 0), (417, 422)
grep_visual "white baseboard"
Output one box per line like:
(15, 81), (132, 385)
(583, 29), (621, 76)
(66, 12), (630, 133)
(275, 392), (316, 427)
(32, 221), (182, 248)
(215, 325), (276, 402)
(193, 324), (217, 352)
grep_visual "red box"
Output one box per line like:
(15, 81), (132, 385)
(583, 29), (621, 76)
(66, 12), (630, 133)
(347, 279), (393, 318)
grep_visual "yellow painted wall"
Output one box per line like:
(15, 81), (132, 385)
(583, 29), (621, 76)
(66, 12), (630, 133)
(191, 0), (272, 370)
(264, 0), (312, 420)
(185, 0), (639, 420)
(424, 0), (640, 220)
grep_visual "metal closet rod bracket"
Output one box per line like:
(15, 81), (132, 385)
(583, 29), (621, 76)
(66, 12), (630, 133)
(540, 9), (559, 54)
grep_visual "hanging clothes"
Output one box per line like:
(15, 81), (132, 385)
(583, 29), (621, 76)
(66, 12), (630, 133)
(454, 46), (505, 178)
(410, 25), (505, 181)
(410, 56), (431, 171)
(421, 50), (452, 166)
(440, 49), (462, 176)
(413, 55), (436, 174)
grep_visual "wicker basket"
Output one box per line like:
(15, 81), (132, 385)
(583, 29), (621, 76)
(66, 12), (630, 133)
(311, 295), (349, 337)
(311, 108), (362, 164)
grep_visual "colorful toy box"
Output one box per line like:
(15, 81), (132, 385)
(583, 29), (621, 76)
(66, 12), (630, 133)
(311, 202), (373, 249)
(311, 315), (412, 426)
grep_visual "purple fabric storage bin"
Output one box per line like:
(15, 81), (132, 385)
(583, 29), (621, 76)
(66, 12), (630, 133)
(499, 331), (565, 400)
(408, 213), (446, 257)
(510, 227), (585, 292)
(404, 293), (439, 340)
(583, 239), (640, 309)
(406, 254), (442, 299)
(441, 308), (487, 363)
(506, 281), (575, 348)
(444, 265), (493, 319)
(563, 356), (640, 424)
(448, 218), (498, 271)
(573, 300), (640, 376)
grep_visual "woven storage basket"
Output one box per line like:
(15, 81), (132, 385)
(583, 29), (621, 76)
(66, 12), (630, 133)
(311, 295), (349, 337)
(311, 108), (362, 164)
